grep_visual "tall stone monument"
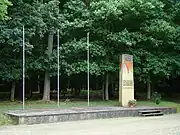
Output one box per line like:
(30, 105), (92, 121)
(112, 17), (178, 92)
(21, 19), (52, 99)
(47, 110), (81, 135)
(119, 54), (134, 107)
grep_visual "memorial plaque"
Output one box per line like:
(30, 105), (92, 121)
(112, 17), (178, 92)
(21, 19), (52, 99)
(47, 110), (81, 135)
(123, 80), (133, 86)
(119, 54), (134, 107)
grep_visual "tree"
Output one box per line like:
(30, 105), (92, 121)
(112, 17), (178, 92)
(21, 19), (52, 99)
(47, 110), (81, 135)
(0, 0), (11, 20)
(1, 0), (180, 102)
(89, 0), (179, 99)
(37, 0), (63, 101)
(0, 0), (41, 101)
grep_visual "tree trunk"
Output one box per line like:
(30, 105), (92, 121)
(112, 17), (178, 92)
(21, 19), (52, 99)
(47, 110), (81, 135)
(105, 73), (109, 100)
(43, 33), (53, 101)
(10, 82), (16, 102)
(68, 79), (70, 89)
(102, 83), (104, 100)
(96, 83), (98, 90)
(147, 81), (151, 100)
(37, 73), (40, 93)
(28, 88), (32, 98)
(111, 83), (114, 98)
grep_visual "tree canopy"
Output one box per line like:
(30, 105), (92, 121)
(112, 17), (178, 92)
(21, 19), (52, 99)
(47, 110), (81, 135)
(1, 0), (180, 101)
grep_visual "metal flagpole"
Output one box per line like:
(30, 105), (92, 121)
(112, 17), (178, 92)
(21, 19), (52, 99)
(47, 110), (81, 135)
(22, 25), (25, 110)
(87, 32), (90, 106)
(57, 29), (60, 108)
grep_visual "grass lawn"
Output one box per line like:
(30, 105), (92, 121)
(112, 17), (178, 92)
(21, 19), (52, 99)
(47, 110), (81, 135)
(138, 100), (180, 112)
(0, 100), (119, 111)
(0, 100), (179, 125)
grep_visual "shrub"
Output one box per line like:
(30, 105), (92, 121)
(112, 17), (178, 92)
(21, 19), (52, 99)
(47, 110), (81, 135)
(152, 92), (162, 105)
(0, 114), (13, 125)
(128, 99), (137, 107)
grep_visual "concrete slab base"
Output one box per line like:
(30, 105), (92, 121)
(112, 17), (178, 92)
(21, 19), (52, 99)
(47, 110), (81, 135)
(6, 106), (177, 125)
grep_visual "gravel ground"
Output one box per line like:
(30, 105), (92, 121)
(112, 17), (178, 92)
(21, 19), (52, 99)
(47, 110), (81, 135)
(0, 114), (180, 135)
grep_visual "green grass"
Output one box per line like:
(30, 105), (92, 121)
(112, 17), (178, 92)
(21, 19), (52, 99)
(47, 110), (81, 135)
(137, 100), (180, 112)
(0, 100), (119, 111)
(0, 100), (179, 126)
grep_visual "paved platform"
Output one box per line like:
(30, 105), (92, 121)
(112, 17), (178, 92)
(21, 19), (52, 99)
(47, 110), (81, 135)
(1, 114), (180, 135)
(6, 106), (176, 125)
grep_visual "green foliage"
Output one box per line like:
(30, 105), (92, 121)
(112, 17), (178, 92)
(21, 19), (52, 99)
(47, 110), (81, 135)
(79, 90), (102, 97)
(152, 92), (162, 104)
(0, 0), (36, 82)
(1, 0), (180, 98)
(38, 0), (64, 33)
(0, 0), (12, 20)
(0, 114), (13, 125)
(128, 99), (137, 107)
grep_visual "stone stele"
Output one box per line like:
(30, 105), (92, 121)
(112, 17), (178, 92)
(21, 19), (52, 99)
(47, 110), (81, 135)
(119, 54), (134, 107)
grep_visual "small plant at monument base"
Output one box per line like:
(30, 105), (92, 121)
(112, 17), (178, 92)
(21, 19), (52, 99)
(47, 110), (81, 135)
(152, 92), (162, 105)
(128, 99), (137, 107)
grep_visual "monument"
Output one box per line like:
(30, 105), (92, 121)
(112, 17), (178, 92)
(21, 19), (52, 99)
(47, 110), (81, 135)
(6, 52), (176, 125)
(119, 54), (134, 107)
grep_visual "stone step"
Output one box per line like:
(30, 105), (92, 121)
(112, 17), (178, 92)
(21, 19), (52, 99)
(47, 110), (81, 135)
(140, 112), (164, 117)
(138, 110), (161, 114)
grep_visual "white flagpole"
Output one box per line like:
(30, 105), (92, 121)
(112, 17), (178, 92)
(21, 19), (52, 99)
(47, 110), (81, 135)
(57, 29), (60, 108)
(87, 32), (90, 106)
(22, 25), (25, 110)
